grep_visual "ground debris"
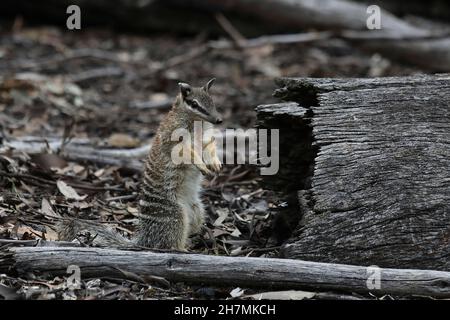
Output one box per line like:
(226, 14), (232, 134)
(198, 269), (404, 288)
(0, 24), (420, 300)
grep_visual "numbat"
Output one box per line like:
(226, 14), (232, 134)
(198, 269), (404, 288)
(58, 79), (222, 250)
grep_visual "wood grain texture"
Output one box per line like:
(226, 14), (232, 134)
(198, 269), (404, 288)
(258, 75), (450, 270)
(2, 246), (450, 297)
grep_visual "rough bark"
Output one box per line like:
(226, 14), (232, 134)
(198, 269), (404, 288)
(2, 245), (450, 297)
(257, 74), (450, 270)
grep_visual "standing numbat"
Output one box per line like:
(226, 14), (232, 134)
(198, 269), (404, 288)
(57, 79), (222, 250)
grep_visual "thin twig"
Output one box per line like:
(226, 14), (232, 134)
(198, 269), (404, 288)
(0, 171), (124, 192)
(215, 13), (247, 47)
(70, 67), (124, 83)
(128, 99), (172, 110)
(105, 194), (138, 202)
(230, 246), (281, 257)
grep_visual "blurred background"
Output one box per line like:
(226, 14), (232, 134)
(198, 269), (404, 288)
(0, 0), (449, 299)
(1, 0), (449, 139)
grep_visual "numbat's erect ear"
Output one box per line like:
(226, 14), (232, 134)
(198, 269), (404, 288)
(203, 78), (216, 92)
(178, 82), (192, 98)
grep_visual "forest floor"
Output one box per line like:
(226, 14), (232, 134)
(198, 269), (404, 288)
(0, 21), (422, 300)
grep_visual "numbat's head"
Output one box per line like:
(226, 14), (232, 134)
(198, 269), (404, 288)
(178, 78), (222, 124)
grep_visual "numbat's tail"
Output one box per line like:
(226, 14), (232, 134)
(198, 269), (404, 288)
(56, 219), (132, 247)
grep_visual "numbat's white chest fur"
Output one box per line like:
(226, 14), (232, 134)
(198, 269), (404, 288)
(176, 123), (212, 232)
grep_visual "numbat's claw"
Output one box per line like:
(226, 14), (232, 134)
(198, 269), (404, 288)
(208, 158), (222, 173)
(198, 163), (213, 176)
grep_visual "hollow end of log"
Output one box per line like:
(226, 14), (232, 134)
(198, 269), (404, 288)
(257, 75), (450, 270)
(256, 98), (318, 244)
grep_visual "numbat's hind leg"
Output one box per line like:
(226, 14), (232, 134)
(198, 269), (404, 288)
(135, 204), (188, 250)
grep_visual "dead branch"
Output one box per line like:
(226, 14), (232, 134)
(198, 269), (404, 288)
(1, 132), (248, 172)
(70, 67), (125, 83)
(1, 245), (450, 297)
(0, 239), (80, 247)
(181, 0), (450, 71)
(1, 136), (148, 172)
(128, 99), (173, 110)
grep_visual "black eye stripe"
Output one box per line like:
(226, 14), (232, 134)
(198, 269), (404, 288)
(187, 100), (209, 115)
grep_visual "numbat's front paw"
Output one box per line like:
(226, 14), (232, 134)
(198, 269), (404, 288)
(208, 157), (222, 173)
(197, 163), (213, 176)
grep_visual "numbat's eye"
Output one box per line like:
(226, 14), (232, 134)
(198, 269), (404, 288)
(191, 100), (200, 108)
(190, 100), (209, 115)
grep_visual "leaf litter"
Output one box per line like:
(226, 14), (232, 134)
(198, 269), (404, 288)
(0, 23), (418, 300)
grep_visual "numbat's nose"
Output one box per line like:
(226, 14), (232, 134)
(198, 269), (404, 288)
(215, 118), (223, 124)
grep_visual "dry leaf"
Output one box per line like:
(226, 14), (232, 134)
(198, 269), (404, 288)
(107, 133), (139, 148)
(213, 208), (228, 226)
(56, 180), (87, 200)
(230, 228), (242, 237)
(212, 228), (229, 237)
(70, 201), (92, 209)
(230, 247), (242, 255)
(150, 92), (169, 102)
(30, 153), (67, 170)
(127, 206), (139, 214)
(16, 225), (40, 239)
(41, 198), (61, 218)
(72, 164), (85, 174)
(230, 287), (245, 298)
(244, 290), (316, 300)
(94, 168), (105, 177)
(45, 226), (59, 241)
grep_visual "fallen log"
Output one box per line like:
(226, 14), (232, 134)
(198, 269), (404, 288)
(0, 136), (147, 173)
(0, 132), (244, 173)
(0, 239), (81, 247)
(158, 0), (450, 71)
(257, 74), (450, 270)
(0, 0), (287, 37)
(1, 245), (450, 297)
(355, 0), (450, 21)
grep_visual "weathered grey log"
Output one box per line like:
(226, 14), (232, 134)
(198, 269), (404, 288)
(0, 239), (80, 247)
(356, 0), (450, 21)
(0, 136), (147, 173)
(2, 246), (450, 297)
(274, 74), (450, 103)
(0, 0), (287, 38)
(1, 133), (239, 173)
(257, 74), (450, 270)
(147, 0), (450, 71)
